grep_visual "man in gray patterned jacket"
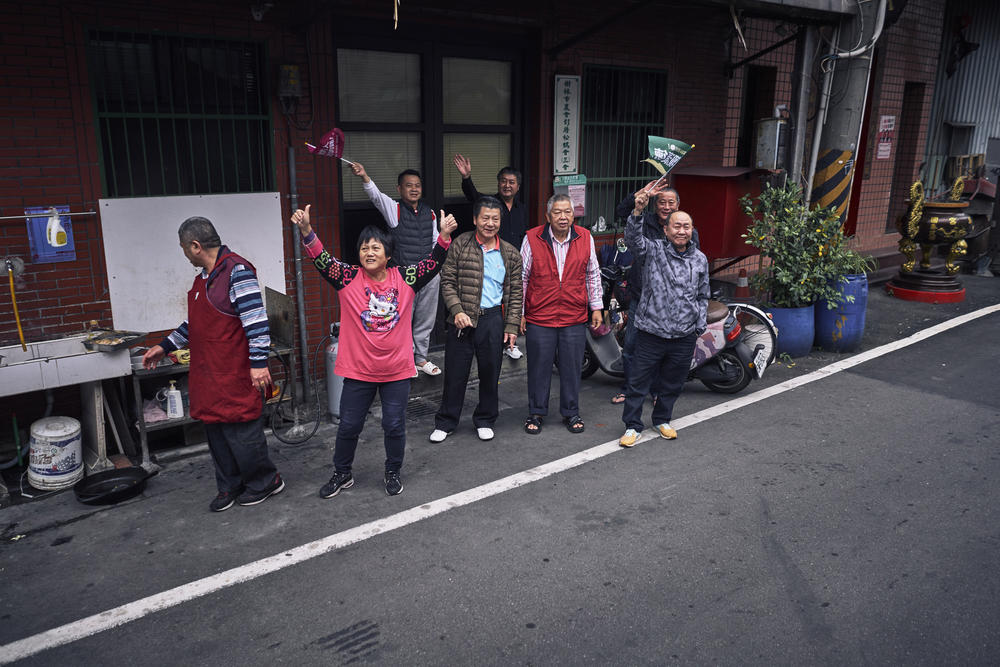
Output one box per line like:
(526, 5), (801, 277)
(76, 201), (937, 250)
(618, 193), (709, 448)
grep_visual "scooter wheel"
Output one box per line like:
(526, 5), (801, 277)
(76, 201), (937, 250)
(581, 346), (600, 379)
(699, 349), (752, 394)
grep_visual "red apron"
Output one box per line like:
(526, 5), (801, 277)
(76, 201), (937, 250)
(187, 251), (262, 424)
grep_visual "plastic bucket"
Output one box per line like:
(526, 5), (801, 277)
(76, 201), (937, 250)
(768, 304), (815, 358)
(816, 274), (868, 352)
(28, 417), (84, 490)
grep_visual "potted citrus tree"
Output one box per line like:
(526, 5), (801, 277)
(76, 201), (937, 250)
(740, 183), (849, 357)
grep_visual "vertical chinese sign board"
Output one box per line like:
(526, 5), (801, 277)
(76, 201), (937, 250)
(876, 115), (895, 160)
(554, 75), (580, 175)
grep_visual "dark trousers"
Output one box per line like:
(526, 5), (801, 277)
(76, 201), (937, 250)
(435, 306), (504, 431)
(621, 303), (663, 398)
(334, 377), (410, 474)
(525, 321), (586, 418)
(622, 329), (697, 431)
(204, 418), (278, 494)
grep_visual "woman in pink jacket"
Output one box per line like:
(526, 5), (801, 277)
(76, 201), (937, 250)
(292, 205), (456, 498)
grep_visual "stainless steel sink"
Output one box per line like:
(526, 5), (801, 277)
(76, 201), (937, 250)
(0, 335), (132, 398)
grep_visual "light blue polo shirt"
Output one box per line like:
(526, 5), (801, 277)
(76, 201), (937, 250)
(480, 237), (506, 308)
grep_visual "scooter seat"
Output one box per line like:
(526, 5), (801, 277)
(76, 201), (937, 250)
(706, 300), (729, 324)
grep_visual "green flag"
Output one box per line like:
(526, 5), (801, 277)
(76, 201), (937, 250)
(642, 136), (694, 175)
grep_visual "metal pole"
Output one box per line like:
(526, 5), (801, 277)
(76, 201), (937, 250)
(288, 145), (311, 401)
(789, 26), (817, 189)
(805, 25), (839, 206)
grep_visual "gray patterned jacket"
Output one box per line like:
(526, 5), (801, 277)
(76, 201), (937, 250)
(625, 214), (710, 339)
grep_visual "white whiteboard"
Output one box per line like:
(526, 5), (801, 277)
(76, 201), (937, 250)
(99, 193), (286, 332)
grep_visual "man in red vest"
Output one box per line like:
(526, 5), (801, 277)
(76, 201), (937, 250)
(520, 194), (603, 435)
(142, 217), (283, 512)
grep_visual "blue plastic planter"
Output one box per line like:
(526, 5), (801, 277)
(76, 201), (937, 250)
(768, 304), (815, 358)
(815, 274), (868, 352)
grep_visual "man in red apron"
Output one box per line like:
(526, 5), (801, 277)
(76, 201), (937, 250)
(143, 217), (283, 512)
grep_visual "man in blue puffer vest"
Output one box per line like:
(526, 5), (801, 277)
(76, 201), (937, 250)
(351, 162), (443, 377)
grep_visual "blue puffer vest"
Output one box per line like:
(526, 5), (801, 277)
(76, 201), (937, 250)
(392, 202), (436, 266)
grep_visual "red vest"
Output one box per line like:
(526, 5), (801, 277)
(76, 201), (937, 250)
(524, 225), (591, 327)
(187, 250), (262, 424)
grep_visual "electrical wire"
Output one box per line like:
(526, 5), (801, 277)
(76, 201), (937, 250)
(267, 335), (330, 445)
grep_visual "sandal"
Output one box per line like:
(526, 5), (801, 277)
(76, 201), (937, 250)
(416, 361), (442, 376)
(610, 392), (626, 404)
(563, 415), (585, 434)
(523, 415), (543, 435)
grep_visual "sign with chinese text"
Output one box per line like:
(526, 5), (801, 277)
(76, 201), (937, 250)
(553, 75), (580, 175)
(876, 115), (895, 160)
(553, 174), (586, 217)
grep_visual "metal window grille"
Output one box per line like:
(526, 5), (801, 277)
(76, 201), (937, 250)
(86, 30), (273, 198)
(580, 66), (668, 229)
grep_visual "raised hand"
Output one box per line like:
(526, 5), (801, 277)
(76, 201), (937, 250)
(633, 190), (649, 213)
(351, 162), (370, 183)
(453, 154), (472, 178)
(291, 204), (313, 236)
(438, 210), (458, 241)
(636, 180), (660, 198)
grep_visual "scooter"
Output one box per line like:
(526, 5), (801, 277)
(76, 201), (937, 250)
(583, 298), (775, 394)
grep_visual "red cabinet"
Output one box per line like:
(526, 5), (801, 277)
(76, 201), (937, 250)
(671, 167), (766, 261)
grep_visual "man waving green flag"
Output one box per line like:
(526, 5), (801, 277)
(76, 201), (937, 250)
(642, 136), (694, 175)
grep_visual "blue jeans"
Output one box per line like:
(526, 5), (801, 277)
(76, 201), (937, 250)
(622, 329), (696, 431)
(525, 322), (586, 418)
(334, 377), (410, 474)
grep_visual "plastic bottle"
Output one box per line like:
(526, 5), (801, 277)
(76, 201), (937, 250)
(46, 208), (67, 247)
(166, 380), (184, 419)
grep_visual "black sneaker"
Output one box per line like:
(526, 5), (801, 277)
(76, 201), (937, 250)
(384, 471), (403, 496)
(319, 471), (354, 499)
(237, 474), (285, 506)
(209, 490), (238, 512)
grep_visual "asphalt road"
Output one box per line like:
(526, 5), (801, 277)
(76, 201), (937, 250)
(2, 301), (999, 665)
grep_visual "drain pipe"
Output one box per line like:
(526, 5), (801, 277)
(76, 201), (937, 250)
(805, 24), (839, 206)
(288, 146), (311, 401)
(789, 25), (817, 189)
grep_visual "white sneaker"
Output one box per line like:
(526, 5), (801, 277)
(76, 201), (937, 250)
(477, 427), (495, 441)
(428, 429), (450, 442)
(504, 345), (523, 360)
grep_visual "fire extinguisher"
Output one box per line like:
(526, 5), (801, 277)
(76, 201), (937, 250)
(325, 323), (345, 420)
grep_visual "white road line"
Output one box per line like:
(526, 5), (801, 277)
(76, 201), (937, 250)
(3, 304), (998, 664)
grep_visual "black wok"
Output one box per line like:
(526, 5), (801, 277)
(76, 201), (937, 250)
(74, 467), (158, 505)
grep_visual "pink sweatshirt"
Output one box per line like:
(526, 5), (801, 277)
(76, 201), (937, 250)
(302, 231), (449, 383)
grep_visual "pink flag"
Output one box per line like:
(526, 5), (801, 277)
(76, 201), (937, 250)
(305, 128), (346, 158)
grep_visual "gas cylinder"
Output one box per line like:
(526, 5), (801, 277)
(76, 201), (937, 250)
(325, 324), (345, 420)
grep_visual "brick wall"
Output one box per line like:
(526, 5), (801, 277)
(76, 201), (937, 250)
(852, 0), (945, 249)
(0, 0), (340, 432)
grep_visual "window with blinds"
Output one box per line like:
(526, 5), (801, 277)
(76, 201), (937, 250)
(441, 57), (513, 198)
(580, 65), (668, 229)
(337, 49), (423, 203)
(86, 30), (272, 198)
